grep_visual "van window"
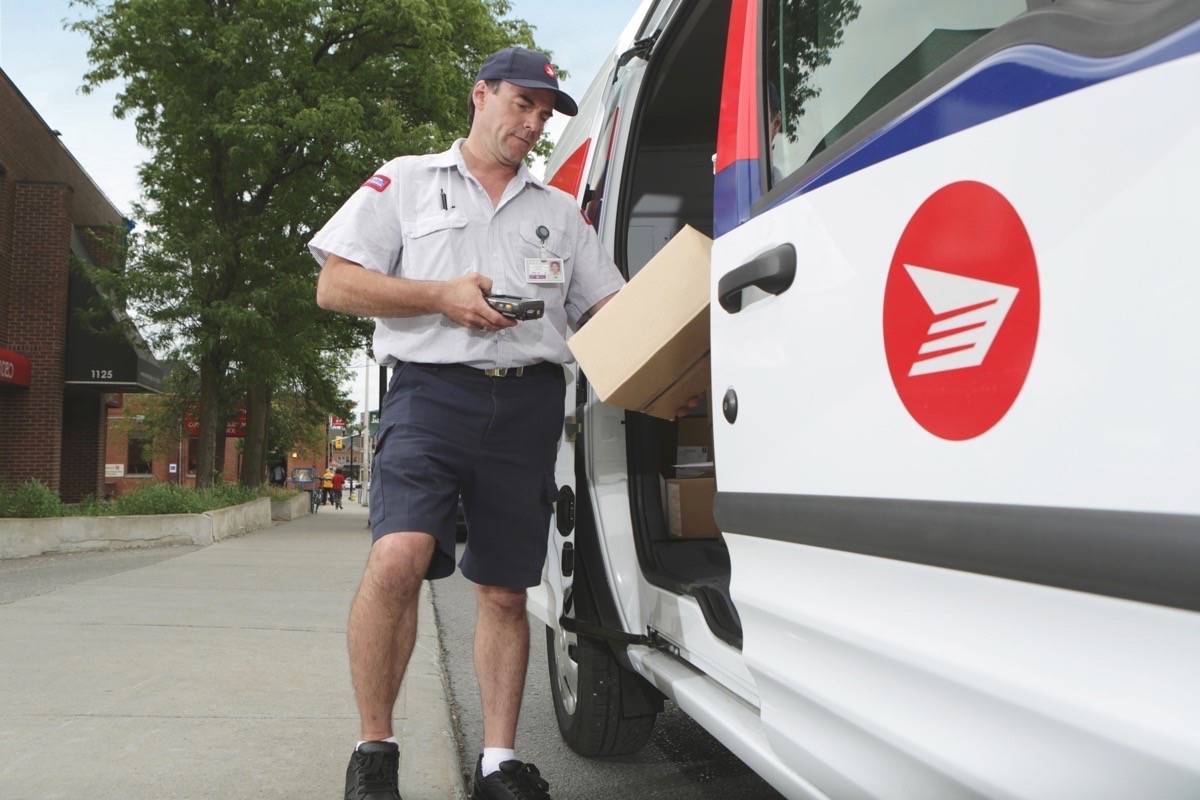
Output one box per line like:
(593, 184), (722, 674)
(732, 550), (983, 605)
(583, 105), (621, 232)
(763, 0), (1028, 186)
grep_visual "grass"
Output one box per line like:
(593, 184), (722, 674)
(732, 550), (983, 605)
(0, 479), (292, 519)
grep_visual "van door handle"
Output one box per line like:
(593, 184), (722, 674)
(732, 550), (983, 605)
(717, 244), (796, 313)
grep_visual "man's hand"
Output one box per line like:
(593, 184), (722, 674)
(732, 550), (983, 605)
(674, 395), (702, 419)
(439, 272), (518, 332)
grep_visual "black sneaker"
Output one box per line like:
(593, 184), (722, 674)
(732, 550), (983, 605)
(344, 741), (402, 800)
(471, 755), (551, 800)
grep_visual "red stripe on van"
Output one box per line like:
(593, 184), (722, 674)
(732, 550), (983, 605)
(716, 0), (759, 173)
(547, 137), (591, 198)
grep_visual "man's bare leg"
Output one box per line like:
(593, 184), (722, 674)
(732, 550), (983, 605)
(475, 585), (530, 748)
(347, 531), (436, 741)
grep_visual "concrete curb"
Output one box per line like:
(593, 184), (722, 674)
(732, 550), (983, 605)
(402, 582), (469, 799)
(0, 497), (275, 559)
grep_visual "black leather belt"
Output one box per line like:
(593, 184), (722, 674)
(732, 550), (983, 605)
(407, 361), (561, 379)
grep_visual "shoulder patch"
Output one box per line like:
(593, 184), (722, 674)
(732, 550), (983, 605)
(362, 174), (391, 192)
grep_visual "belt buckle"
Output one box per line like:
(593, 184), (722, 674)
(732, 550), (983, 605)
(484, 366), (525, 378)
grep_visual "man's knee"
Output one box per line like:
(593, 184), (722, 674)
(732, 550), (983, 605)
(364, 532), (436, 598)
(477, 585), (528, 618)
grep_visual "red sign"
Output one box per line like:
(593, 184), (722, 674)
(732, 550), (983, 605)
(330, 415), (347, 429)
(183, 409), (248, 438)
(883, 181), (1040, 441)
(0, 348), (31, 387)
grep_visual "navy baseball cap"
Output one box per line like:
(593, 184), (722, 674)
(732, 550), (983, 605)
(476, 47), (578, 117)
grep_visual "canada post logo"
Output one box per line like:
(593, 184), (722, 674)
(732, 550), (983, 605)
(362, 174), (391, 192)
(883, 181), (1039, 441)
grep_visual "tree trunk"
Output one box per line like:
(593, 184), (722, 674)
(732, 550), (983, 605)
(240, 380), (270, 487)
(214, 421), (228, 485)
(196, 353), (222, 489)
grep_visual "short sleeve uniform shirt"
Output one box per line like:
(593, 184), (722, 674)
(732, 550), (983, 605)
(308, 139), (625, 369)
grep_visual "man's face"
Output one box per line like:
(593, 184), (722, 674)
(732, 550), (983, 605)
(472, 80), (555, 168)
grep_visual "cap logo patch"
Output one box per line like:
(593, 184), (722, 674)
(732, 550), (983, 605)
(362, 175), (391, 192)
(544, 63), (556, 78)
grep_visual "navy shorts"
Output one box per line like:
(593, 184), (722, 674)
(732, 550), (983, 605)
(369, 362), (565, 588)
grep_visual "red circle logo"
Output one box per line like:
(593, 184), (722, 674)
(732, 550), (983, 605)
(883, 181), (1040, 441)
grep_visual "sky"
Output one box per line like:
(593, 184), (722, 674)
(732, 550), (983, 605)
(0, 0), (645, 416)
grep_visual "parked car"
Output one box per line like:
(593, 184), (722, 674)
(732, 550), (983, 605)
(527, 1), (1200, 798)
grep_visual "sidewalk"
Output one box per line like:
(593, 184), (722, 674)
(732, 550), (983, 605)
(0, 503), (463, 799)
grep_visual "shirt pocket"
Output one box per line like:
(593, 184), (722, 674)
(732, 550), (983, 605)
(400, 211), (468, 277)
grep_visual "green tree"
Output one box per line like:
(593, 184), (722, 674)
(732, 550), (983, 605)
(72, 0), (544, 486)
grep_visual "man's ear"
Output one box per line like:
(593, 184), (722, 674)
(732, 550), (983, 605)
(471, 80), (490, 114)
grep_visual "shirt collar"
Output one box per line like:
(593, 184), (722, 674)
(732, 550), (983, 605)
(427, 139), (546, 191)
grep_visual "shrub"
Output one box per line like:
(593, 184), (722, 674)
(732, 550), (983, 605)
(257, 485), (299, 500)
(107, 483), (207, 516)
(0, 481), (283, 519)
(0, 479), (64, 518)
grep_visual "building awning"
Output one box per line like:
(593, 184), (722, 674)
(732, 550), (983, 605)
(0, 347), (31, 388)
(63, 230), (164, 393)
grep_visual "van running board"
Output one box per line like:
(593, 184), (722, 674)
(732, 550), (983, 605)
(559, 615), (662, 649)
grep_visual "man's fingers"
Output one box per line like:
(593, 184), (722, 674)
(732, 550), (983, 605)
(477, 301), (517, 329)
(472, 272), (494, 294)
(466, 310), (516, 332)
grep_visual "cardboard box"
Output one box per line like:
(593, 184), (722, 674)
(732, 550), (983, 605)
(676, 415), (714, 451)
(665, 477), (720, 540)
(674, 444), (713, 479)
(568, 226), (712, 420)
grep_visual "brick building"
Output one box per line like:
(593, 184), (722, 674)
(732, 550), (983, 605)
(101, 393), (334, 496)
(0, 68), (163, 501)
(102, 394), (241, 496)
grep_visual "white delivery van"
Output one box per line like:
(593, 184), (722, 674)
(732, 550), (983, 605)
(527, 1), (1200, 797)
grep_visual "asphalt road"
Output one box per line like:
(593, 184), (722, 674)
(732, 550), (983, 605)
(431, 545), (784, 800)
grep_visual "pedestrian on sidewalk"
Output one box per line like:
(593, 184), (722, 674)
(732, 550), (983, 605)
(332, 468), (346, 510)
(311, 47), (625, 800)
(322, 467), (336, 506)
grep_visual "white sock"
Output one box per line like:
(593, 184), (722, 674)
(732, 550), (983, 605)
(481, 747), (516, 776)
(356, 736), (398, 750)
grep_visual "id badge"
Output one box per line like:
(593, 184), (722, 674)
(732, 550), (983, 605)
(525, 257), (565, 284)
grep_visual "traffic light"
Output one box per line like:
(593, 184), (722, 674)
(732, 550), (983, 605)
(334, 436), (344, 450)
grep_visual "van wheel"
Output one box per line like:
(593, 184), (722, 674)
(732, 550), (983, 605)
(545, 562), (659, 756)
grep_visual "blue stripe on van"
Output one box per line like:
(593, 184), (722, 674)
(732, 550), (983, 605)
(714, 159), (760, 238)
(714, 18), (1200, 238)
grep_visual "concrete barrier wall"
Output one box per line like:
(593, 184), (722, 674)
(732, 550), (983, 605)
(206, 498), (272, 542)
(270, 493), (309, 521)
(0, 513), (208, 560)
(0, 498), (276, 560)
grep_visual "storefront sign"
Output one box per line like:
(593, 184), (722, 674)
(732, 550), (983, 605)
(0, 348), (31, 387)
(183, 408), (248, 438)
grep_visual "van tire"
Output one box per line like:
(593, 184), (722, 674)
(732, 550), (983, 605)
(545, 563), (659, 756)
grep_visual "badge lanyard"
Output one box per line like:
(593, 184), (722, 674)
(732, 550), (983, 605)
(525, 224), (564, 285)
